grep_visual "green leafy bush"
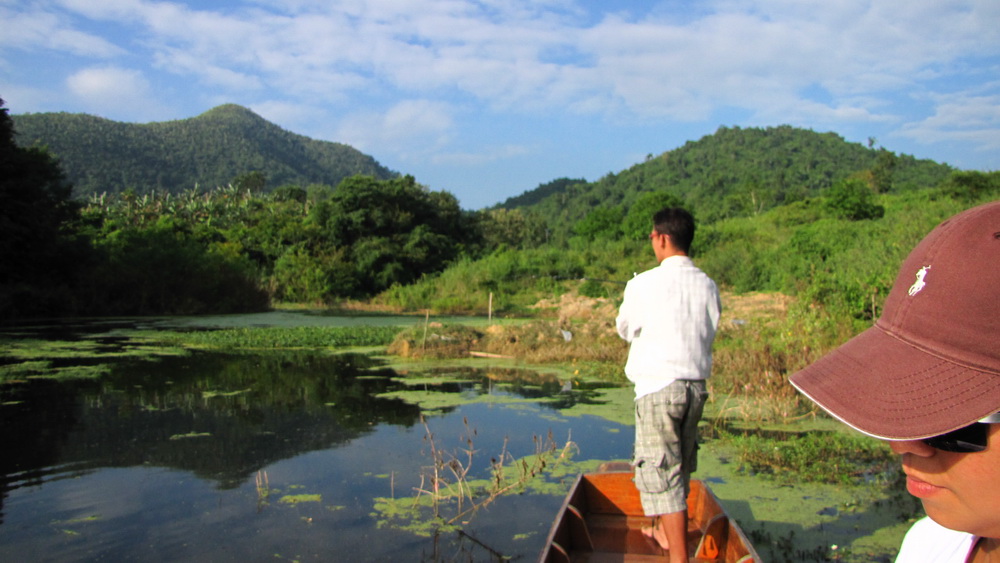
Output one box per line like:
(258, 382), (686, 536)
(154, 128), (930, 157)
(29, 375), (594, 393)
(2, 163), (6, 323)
(825, 178), (885, 220)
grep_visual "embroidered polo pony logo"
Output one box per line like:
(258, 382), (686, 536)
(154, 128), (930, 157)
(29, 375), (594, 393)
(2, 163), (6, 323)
(908, 265), (930, 296)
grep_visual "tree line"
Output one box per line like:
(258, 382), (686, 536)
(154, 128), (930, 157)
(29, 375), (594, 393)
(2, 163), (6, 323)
(2, 98), (547, 317)
(4, 97), (999, 321)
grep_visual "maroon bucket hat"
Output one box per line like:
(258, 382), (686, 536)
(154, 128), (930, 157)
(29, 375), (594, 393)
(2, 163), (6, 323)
(790, 200), (1000, 440)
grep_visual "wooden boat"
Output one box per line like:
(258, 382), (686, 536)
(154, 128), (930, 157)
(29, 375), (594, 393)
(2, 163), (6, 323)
(539, 468), (760, 562)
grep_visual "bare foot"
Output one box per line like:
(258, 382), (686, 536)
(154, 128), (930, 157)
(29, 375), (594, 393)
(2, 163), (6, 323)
(641, 521), (670, 551)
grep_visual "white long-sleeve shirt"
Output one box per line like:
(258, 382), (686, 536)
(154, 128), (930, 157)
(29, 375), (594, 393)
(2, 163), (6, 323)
(616, 255), (721, 400)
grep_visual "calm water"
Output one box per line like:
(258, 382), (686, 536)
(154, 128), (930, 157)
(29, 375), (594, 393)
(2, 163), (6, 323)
(0, 318), (632, 561)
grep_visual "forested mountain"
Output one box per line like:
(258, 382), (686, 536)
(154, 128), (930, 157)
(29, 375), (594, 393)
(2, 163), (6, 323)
(498, 177), (587, 208)
(12, 104), (397, 197)
(501, 125), (953, 236)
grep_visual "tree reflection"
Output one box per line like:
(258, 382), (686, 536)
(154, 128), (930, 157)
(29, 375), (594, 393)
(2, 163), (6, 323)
(0, 351), (424, 524)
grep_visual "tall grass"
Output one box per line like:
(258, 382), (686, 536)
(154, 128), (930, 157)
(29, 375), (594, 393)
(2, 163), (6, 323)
(711, 298), (861, 421)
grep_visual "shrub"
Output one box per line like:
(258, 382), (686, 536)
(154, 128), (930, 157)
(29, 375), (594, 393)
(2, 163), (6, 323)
(825, 178), (885, 220)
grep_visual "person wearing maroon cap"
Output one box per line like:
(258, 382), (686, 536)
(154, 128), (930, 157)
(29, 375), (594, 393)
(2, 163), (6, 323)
(616, 207), (721, 562)
(790, 200), (1000, 562)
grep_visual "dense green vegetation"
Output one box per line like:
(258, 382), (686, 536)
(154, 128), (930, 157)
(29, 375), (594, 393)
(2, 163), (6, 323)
(12, 104), (397, 197)
(77, 174), (478, 313)
(156, 325), (402, 350)
(727, 429), (896, 485)
(1, 99), (88, 316)
(4, 97), (1000, 327)
(378, 187), (983, 325)
(503, 125), (952, 239)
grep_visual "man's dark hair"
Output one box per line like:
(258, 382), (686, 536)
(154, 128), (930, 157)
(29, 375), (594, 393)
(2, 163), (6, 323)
(653, 207), (695, 253)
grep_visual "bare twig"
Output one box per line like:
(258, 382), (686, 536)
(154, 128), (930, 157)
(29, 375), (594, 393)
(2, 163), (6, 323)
(412, 415), (567, 527)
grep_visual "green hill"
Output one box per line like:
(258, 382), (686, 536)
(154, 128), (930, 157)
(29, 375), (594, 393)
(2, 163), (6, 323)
(501, 125), (953, 237)
(12, 104), (397, 197)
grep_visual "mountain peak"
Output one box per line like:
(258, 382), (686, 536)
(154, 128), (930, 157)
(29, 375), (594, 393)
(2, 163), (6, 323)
(198, 104), (263, 122)
(13, 105), (397, 197)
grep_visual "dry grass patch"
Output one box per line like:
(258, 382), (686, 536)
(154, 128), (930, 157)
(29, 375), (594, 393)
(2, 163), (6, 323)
(712, 292), (857, 422)
(386, 289), (853, 425)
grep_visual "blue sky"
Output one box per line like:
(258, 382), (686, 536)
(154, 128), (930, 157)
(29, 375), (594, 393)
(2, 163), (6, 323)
(2, 0), (999, 209)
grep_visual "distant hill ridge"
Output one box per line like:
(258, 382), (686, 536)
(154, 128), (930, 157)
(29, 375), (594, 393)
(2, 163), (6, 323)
(12, 104), (397, 197)
(14, 104), (956, 221)
(500, 125), (954, 230)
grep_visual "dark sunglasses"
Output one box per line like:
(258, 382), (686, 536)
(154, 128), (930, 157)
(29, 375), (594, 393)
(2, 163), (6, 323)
(922, 414), (1000, 453)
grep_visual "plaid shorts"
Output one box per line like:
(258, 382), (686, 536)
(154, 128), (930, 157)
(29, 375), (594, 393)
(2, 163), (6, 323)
(632, 379), (707, 516)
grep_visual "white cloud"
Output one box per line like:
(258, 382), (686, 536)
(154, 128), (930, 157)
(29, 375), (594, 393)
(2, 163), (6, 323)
(153, 48), (263, 91)
(66, 66), (165, 119)
(7, 0), (1000, 171)
(899, 91), (1000, 152)
(54, 0), (145, 21)
(335, 99), (456, 159)
(0, 5), (123, 58)
(18, 0), (1000, 118)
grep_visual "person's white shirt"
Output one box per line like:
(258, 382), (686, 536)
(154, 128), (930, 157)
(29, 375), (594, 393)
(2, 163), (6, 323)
(896, 516), (976, 562)
(616, 255), (721, 399)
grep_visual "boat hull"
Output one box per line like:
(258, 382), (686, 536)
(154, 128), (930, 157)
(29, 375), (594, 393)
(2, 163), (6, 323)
(539, 470), (759, 562)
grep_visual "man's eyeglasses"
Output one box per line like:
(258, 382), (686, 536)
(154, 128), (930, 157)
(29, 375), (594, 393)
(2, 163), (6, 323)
(922, 412), (1000, 453)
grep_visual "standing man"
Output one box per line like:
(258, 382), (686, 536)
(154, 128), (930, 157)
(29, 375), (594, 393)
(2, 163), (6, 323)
(616, 207), (721, 562)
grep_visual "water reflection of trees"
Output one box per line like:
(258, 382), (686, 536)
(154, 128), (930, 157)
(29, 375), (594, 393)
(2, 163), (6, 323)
(0, 378), (91, 527)
(0, 352), (424, 524)
(0, 349), (622, 527)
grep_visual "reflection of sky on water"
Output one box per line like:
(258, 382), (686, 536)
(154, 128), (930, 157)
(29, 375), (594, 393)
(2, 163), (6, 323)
(0, 340), (633, 561)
